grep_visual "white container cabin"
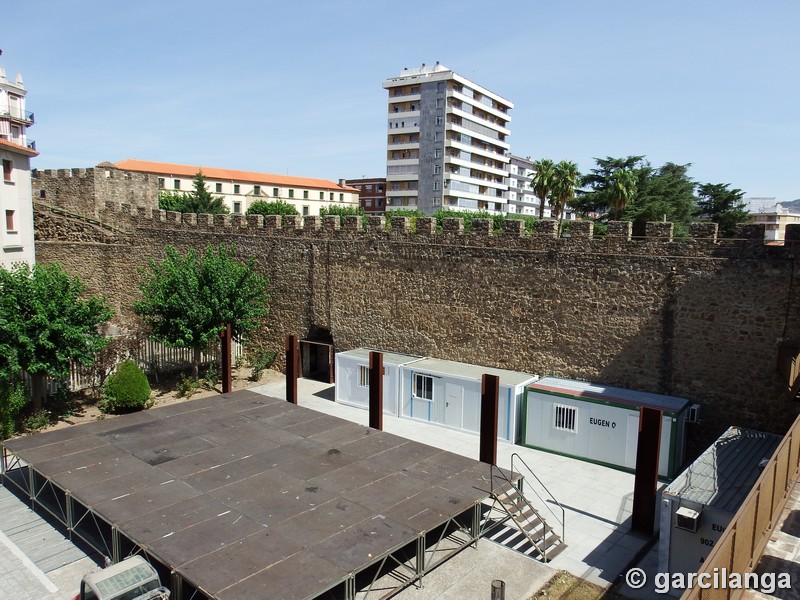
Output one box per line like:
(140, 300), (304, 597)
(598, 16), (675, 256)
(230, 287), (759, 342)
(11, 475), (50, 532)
(658, 426), (781, 585)
(522, 377), (695, 479)
(335, 349), (537, 442)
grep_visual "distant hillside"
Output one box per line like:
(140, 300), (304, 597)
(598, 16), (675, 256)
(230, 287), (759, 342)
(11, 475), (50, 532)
(779, 199), (800, 211)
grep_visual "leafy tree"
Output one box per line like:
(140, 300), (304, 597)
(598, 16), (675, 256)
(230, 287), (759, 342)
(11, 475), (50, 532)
(0, 379), (26, 439)
(695, 183), (749, 238)
(158, 171), (229, 214)
(531, 158), (555, 219)
(574, 155), (649, 217)
(246, 199), (299, 216)
(0, 262), (113, 410)
(134, 245), (270, 377)
(609, 168), (638, 220)
(320, 204), (366, 225)
(550, 160), (580, 222)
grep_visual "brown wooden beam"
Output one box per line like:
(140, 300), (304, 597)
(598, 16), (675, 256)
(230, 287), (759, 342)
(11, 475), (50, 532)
(368, 351), (383, 430)
(220, 323), (232, 394)
(286, 334), (298, 404)
(480, 374), (500, 465)
(631, 406), (663, 535)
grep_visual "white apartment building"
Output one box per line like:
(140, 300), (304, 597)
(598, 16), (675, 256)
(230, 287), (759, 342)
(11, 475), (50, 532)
(383, 63), (513, 215)
(506, 154), (576, 221)
(0, 65), (37, 269)
(747, 199), (800, 243)
(114, 159), (360, 217)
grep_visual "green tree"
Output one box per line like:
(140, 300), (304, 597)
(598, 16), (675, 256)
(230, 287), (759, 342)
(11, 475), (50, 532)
(158, 171), (229, 214)
(246, 199), (299, 216)
(574, 155), (649, 217)
(609, 168), (638, 220)
(626, 162), (697, 236)
(531, 159), (556, 220)
(549, 160), (580, 223)
(0, 262), (113, 410)
(695, 183), (749, 238)
(134, 245), (270, 377)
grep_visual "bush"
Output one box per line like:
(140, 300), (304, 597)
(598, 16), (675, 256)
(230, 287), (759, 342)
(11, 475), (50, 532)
(320, 204), (366, 227)
(247, 200), (299, 216)
(102, 360), (151, 413)
(176, 374), (202, 398)
(21, 409), (51, 434)
(246, 345), (277, 381)
(0, 379), (27, 439)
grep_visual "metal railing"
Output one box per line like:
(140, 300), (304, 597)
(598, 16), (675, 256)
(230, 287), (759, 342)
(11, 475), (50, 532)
(511, 453), (566, 542)
(680, 412), (800, 599)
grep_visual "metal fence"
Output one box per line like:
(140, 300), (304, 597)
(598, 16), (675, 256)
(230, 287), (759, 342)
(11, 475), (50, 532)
(680, 412), (800, 600)
(47, 337), (245, 392)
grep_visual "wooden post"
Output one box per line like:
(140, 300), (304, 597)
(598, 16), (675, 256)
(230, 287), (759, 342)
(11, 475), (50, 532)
(286, 335), (298, 404)
(480, 374), (500, 465)
(220, 323), (232, 394)
(632, 407), (663, 535)
(369, 351), (383, 431)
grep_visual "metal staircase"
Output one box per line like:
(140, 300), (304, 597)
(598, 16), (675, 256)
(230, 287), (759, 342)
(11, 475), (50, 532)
(486, 454), (566, 562)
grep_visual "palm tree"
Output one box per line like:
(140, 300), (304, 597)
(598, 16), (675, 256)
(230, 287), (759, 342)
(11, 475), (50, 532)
(609, 168), (637, 221)
(550, 161), (580, 228)
(531, 159), (555, 219)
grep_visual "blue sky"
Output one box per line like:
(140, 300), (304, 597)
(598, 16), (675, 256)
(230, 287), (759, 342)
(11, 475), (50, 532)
(4, 0), (799, 201)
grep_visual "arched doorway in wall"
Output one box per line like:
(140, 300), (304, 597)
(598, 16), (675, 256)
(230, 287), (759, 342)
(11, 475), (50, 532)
(300, 326), (335, 383)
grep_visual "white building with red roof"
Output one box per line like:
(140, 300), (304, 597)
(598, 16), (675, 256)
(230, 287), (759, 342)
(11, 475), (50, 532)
(0, 65), (37, 269)
(114, 159), (360, 217)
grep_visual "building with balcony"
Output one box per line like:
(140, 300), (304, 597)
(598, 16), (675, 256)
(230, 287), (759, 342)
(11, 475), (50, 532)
(345, 177), (386, 213)
(747, 199), (800, 243)
(114, 159), (360, 217)
(0, 65), (37, 269)
(506, 154), (576, 221)
(383, 63), (513, 215)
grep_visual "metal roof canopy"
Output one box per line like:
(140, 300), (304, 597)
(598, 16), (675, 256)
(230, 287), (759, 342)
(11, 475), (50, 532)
(1, 390), (501, 600)
(664, 426), (782, 513)
(530, 376), (692, 414)
(405, 357), (537, 388)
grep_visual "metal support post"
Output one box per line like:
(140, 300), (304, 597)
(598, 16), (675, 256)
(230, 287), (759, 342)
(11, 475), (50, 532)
(480, 374), (500, 465)
(369, 351), (384, 430)
(286, 335), (298, 404)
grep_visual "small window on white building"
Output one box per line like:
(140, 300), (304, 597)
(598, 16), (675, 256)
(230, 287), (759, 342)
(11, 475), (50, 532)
(319, 191), (324, 200)
(359, 365), (370, 388)
(157, 177), (165, 189)
(339, 193), (344, 202)
(553, 404), (577, 433)
(254, 185), (261, 196)
(413, 373), (433, 401)
(2, 159), (12, 182)
(5, 210), (15, 232)
(302, 206), (309, 216)
(215, 183), (222, 193)
(273, 188), (279, 197)
(173, 179), (180, 190)
(232, 201), (241, 214)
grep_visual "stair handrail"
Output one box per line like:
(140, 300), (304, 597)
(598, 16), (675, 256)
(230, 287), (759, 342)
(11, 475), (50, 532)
(511, 452), (565, 542)
(489, 463), (549, 561)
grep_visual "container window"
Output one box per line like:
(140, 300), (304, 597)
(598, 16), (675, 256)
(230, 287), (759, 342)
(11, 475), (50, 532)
(359, 365), (370, 388)
(554, 404), (577, 433)
(413, 373), (433, 401)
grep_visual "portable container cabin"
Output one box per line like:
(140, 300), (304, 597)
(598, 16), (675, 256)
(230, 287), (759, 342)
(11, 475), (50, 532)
(334, 348), (423, 416)
(658, 426), (781, 583)
(335, 349), (537, 442)
(522, 377), (693, 478)
(398, 357), (537, 443)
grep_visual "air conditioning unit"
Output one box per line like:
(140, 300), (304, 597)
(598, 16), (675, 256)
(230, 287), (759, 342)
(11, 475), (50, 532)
(675, 506), (701, 532)
(687, 404), (701, 423)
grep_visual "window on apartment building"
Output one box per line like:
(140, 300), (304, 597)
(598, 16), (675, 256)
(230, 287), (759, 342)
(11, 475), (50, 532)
(215, 183), (222, 193)
(339, 193), (344, 202)
(329, 192), (334, 201)
(302, 206), (309, 216)
(413, 374), (433, 401)
(434, 149), (442, 159)
(365, 185), (372, 191)
(435, 116), (444, 125)
(2, 160), (12, 182)
(433, 165), (441, 175)
(288, 189), (294, 198)
(359, 365), (370, 388)
(233, 202), (241, 214)
(173, 179), (181, 190)
(234, 184), (240, 194)
(254, 185), (261, 196)
(4, 210), (15, 232)
(319, 191), (324, 200)
(433, 181), (440, 191)
(553, 404), (577, 433)
(273, 188), (279, 197)
(157, 177), (165, 189)
(303, 190), (309, 199)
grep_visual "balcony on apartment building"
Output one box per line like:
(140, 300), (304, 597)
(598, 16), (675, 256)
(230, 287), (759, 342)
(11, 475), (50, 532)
(0, 108), (34, 125)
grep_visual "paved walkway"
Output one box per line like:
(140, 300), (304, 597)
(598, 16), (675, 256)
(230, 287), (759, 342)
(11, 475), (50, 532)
(0, 485), (100, 600)
(251, 377), (655, 590)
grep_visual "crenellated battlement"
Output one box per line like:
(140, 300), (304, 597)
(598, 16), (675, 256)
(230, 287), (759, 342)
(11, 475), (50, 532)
(90, 200), (795, 259)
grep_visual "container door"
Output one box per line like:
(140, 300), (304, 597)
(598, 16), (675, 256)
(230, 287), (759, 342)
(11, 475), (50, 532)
(624, 413), (639, 468)
(445, 382), (463, 429)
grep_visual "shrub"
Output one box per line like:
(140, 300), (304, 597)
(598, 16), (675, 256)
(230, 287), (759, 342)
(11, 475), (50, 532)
(22, 408), (51, 434)
(247, 200), (299, 216)
(320, 204), (366, 227)
(246, 345), (277, 381)
(176, 374), (202, 398)
(102, 360), (151, 413)
(0, 379), (27, 439)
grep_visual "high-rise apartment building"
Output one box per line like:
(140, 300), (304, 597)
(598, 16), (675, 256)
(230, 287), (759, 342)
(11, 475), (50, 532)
(383, 63), (513, 215)
(0, 65), (37, 269)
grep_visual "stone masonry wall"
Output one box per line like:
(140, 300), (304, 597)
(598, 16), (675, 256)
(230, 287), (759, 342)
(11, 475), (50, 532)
(34, 205), (800, 452)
